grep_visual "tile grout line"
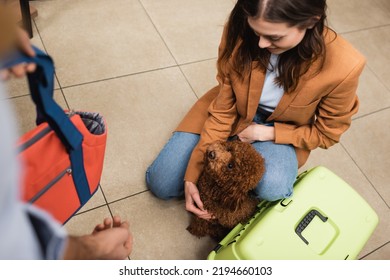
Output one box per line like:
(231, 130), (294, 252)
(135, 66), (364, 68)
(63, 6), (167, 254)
(32, 19), (71, 110)
(74, 189), (151, 217)
(32, 11), (216, 95)
(351, 63), (390, 121)
(71, 186), (111, 218)
(352, 107), (390, 122)
(359, 241), (390, 260)
(339, 23), (390, 35)
(340, 142), (390, 209)
(56, 58), (218, 91)
(98, 184), (114, 219)
(137, 0), (200, 100)
(72, 203), (107, 218)
(365, 64), (390, 94)
(107, 189), (151, 206)
(59, 65), (178, 90)
(339, 139), (390, 258)
(180, 57), (217, 67)
(137, 0), (178, 65)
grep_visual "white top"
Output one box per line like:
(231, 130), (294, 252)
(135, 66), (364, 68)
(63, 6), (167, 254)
(258, 54), (284, 112)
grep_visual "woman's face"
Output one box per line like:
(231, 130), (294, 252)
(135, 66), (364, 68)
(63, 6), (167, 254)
(247, 17), (308, 55)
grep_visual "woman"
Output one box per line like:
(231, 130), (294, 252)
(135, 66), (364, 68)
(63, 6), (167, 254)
(146, 0), (365, 219)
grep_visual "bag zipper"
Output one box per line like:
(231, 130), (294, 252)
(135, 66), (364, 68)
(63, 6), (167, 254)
(19, 126), (52, 152)
(29, 166), (72, 203)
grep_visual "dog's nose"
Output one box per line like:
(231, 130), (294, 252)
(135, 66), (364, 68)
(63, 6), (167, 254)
(208, 150), (216, 160)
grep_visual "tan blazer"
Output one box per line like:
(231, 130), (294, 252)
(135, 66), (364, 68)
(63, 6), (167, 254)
(176, 27), (366, 184)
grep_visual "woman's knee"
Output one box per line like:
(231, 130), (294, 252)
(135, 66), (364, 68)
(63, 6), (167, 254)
(145, 155), (185, 200)
(251, 142), (297, 201)
(255, 173), (295, 201)
(145, 132), (199, 200)
(145, 166), (179, 200)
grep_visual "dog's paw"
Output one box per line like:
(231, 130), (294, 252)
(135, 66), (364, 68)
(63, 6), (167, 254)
(186, 224), (207, 238)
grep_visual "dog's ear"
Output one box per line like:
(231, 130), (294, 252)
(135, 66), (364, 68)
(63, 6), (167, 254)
(239, 144), (265, 188)
(248, 151), (265, 185)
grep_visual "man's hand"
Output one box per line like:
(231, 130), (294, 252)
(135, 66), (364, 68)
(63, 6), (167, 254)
(63, 216), (133, 260)
(0, 27), (36, 80)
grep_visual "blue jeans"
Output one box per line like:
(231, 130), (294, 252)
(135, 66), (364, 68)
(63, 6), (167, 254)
(145, 132), (298, 202)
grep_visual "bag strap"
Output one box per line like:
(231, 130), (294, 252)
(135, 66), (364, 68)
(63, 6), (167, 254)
(2, 46), (92, 205)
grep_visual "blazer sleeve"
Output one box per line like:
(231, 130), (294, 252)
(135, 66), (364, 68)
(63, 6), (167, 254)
(274, 57), (365, 150)
(184, 28), (238, 184)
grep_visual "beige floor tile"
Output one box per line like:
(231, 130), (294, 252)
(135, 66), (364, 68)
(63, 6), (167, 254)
(64, 205), (112, 235)
(355, 67), (390, 118)
(301, 144), (390, 259)
(327, 0), (390, 33)
(109, 191), (216, 260)
(180, 59), (218, 98)
(361, 242), (390, 260)
(33, 0), (175, 87)
(2, 89), (68, 135)
(140, 0), (234, 64)
(342, 109), (390, 205)
(63, 67), (197, 202)
(343, 26), (390, 90)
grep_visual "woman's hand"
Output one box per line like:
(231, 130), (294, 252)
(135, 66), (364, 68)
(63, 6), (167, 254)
(0, 27), (36, 80)
(237, 122), (275, 143)
(184, 181), (213, 220)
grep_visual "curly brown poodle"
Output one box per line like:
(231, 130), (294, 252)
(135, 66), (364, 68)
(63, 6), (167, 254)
(187, 140), (265, 241)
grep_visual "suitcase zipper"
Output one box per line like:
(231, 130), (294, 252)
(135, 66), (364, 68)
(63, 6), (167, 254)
(29, 166), (72, 203)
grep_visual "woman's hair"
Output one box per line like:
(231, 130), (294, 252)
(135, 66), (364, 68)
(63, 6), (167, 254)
(219, 0), (329, 92)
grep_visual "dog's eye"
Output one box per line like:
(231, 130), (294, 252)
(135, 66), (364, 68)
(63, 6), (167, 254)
(227, 162), (234, 170)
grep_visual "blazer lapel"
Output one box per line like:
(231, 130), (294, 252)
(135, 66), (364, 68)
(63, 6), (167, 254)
(267, 86), (301, 121)
(246, 62), (266, 121)
(267, 57), (323, 121)
(246, 61), (302, 123)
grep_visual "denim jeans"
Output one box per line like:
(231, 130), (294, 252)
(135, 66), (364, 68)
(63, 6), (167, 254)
(145, 132), (298, 202)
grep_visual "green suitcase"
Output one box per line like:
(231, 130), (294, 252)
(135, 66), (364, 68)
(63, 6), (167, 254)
(208, 166), (379, 260)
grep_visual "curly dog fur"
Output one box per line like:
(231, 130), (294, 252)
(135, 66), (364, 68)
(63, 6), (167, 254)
(187, 140), (265, 241)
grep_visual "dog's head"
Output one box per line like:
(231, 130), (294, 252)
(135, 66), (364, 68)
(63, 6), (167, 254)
(203, 140), (265, 194)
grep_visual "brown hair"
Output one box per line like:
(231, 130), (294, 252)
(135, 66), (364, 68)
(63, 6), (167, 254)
(218, 0), (330, 92)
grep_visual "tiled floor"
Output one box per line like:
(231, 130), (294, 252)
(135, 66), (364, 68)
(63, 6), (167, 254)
(3, 0), (390, 259)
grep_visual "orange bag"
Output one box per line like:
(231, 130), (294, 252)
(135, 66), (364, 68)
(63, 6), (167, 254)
(18, 111), (107, 224)
(7, 46), (107, 224)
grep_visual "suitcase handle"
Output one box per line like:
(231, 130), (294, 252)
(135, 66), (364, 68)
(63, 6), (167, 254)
(295, 209), (328, 245)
